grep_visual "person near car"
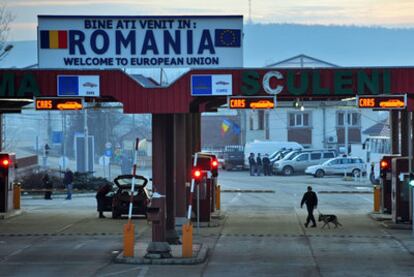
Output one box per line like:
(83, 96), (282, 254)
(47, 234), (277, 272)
(63, 168), (74, 200)
(248, 153), (256, 176)
(300, 186), (318, 228)
(96, 184), (112, 218)
(262, 154), (271, 176)
(42, 171), (53, 200)
(256, 153), (263, 176)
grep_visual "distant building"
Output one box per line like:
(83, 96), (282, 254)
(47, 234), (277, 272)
(244, 54), (388, 150)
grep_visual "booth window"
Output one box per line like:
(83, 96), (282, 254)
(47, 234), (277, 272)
(258, 110), (264, 130)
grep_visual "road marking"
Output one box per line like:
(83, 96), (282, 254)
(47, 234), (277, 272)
(98, 266), (141, 277)
(56, 223), (74, 233)
(137, 266), (149, 277)
(74, 243), (85, 250)
(229, 192), (241, 204)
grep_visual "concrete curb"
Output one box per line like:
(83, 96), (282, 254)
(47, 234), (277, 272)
(221, 189), (275, 193)
(368, 212), (392, 222)
(380, 221), (412, 230)
(0, 209), (23, 220)
(318, 191), (372, 194)
(115, 244), (209, 265)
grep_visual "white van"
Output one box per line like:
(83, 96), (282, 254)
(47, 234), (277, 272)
(244, 140), (303, 167)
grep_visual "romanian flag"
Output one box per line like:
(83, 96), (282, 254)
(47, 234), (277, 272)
(221, 119), (231, 136)
(40, 30), (68, 49)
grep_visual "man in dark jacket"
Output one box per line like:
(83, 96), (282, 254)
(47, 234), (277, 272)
(256, 153), (263, 176)
(301, 186), (318, 227)
(96, 184), (112, 218)
(262, 154), (271, 176)
(63, 168), (74, 200)
(248, 153), (256, 176)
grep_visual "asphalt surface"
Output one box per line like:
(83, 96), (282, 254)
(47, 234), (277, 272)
(1, 171), (414, 276)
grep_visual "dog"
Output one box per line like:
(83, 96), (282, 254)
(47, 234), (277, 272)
(318, 213), (342, 229)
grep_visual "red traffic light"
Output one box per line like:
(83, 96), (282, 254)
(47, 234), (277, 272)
(380, 160), (389, 170)
(192, 168), (202, 179)
(1, 158), (9, 167)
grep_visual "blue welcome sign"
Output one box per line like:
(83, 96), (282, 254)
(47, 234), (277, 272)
(38, 15), (243, 69)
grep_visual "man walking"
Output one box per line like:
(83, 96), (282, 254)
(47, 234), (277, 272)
(248, 153), (256, 176)
(63, 168), (74, 200)
(301, 186), (318, 228)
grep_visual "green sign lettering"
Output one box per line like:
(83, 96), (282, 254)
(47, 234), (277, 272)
(357, 70), (379, 95)
(312, 71), (329, 95)
(334, 70), (353, 95)
(0, 73), (15, 97)
(241, 70), (260, 96)
(287, 71), (308, 96)
(17, 73), (40, 97)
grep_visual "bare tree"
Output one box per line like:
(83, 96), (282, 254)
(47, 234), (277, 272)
(0, 3), (14, 57)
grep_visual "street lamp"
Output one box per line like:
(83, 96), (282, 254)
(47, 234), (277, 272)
(0, 44), (13, 60)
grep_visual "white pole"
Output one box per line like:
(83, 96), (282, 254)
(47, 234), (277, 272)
(345, 109), (349, 156)
(127, 138), (140, 222)
(83, 99), (89, 173)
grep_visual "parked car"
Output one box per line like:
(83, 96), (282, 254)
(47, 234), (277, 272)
(244, 140), (303, 167)
(102, 174), (150, 219)
(305, 156), (366, 178)
(273, 149), (337, 176)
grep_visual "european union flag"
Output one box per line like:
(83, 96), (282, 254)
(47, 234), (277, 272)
(58, 76), (79, 96)
(215, 29), (241, 47)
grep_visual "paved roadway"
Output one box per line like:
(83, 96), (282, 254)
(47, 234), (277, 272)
(1, 171), (414, 276)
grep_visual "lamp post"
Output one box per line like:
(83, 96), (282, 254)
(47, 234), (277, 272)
(0, 44), (13, 60)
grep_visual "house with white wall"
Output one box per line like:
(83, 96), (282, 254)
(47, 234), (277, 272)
(244, 55), (388, 151)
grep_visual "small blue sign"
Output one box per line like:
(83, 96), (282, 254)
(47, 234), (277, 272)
(191, 75), (212, 96)
(104, 149), (112, 157)
(52, 131), (63, 144)
(58, 76), (79, 96)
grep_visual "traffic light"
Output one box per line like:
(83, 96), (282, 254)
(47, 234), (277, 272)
(192, 168), (202, 180)
(1, 157), (9, 168)
(380, 159), (390, 178)
(211, 158), (219, 177)
(409, 173), (414, 187)
(0, 153), (9, 213)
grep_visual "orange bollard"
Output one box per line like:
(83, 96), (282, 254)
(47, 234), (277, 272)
(373, 185), (381, 212)
(123, 222), (135, 257)
(13, 183), (21, 210)
(182, 223), (193, 257)
(216, 185), (221, 210)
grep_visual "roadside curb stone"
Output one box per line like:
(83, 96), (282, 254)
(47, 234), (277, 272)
(115, 243), (208, 265)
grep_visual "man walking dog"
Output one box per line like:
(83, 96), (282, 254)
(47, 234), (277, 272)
(301, 186), (318, 228)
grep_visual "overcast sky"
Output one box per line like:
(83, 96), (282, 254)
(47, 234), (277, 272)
(6, 0), (414, 41)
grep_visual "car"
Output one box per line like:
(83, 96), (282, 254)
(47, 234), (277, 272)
(102, 174), (150, 219)
(273, 149), (337, 176)
(57, 101), (83, 110)
(249, 100), (274, 109)
(82, 82), (98, 88)
(305, 156), (366, 178)
(379, 99), (404, 108)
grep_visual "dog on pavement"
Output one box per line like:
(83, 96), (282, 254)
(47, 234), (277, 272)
(318, 213), (342, 229)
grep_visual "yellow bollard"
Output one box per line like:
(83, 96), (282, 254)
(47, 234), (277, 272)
(123, 222), (135, 257)
(373, 185), (381, 212)
(215, 185), (221, 210)
(182, 223), (193, 257)
(13, 183), (21, 210)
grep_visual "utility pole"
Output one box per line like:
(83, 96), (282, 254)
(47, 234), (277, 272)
(344, 109), (349, 155)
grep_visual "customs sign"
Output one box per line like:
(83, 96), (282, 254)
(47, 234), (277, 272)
(37, 15), (243, 69)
